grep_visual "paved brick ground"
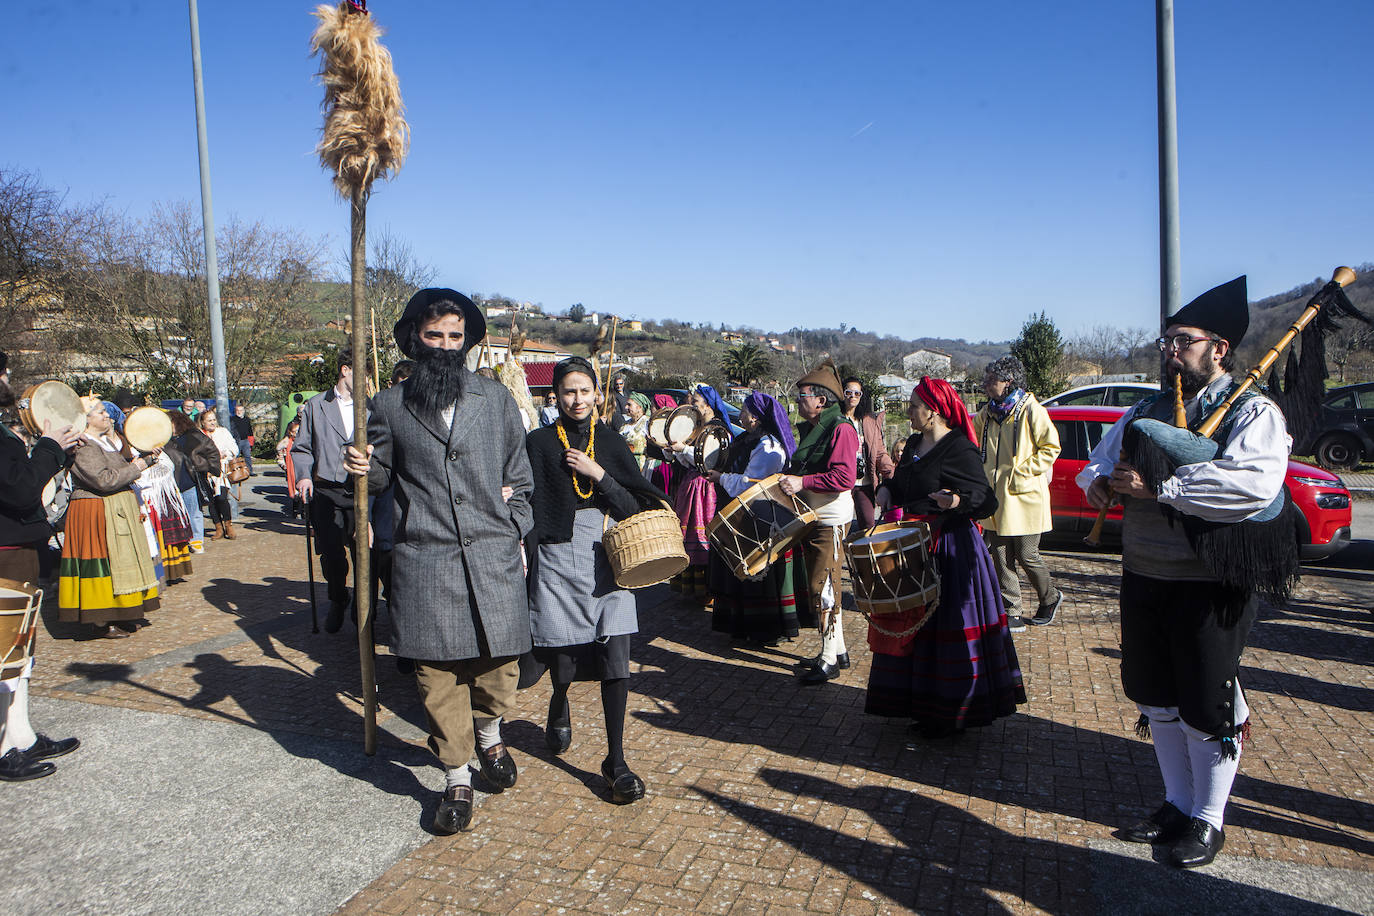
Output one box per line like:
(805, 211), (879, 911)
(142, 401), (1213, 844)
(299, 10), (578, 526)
(30, 472), (1374, 914)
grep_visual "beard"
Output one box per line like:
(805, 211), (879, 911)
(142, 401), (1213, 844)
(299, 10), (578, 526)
(1164, 355), (1216, 398)
(405, 345), (470, 414)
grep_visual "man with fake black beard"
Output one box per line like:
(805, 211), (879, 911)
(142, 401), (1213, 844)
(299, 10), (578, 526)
(344, 288), (534, 834)
(1077, 276), (1292, 869)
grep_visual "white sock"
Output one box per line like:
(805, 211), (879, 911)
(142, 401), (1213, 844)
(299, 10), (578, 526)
(0, 678), (37, 754)
(445, 764), (472, 790)
(1140, 705), (1192, 815)
(1184, 721), (1241, 830)
(474, 715), (503, 751)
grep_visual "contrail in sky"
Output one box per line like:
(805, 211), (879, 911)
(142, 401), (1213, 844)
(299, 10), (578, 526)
(850, 120), (875, 138)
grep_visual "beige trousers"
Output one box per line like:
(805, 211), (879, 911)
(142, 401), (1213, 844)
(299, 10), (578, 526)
(414, 656), (519, 768)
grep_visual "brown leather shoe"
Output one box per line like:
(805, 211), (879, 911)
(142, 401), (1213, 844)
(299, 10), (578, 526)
(433, 785), (474, 834)
(223, 521), (236, 540)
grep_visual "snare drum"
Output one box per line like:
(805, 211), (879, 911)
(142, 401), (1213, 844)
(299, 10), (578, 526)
(845, 521), (940, 617)
(18, 380), (87, 439)
(0, 578), (41, 683)
(706, 474), (817, 581)
(665, 405), (702, 446)
(647, 407), (675, 449)
(691, 426), (730, 474)
(124, 406), (174, 453)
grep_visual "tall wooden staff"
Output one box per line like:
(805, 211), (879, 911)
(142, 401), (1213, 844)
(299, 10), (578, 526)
(310, 0), (409, 756)
(601, 316), (620, 420)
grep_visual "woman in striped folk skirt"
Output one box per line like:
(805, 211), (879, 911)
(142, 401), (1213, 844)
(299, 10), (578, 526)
(136, 451), (194, 582)
(705, 392), (814, 644)
(868, 378), (1025, 739)
(58, 400), (160, 638)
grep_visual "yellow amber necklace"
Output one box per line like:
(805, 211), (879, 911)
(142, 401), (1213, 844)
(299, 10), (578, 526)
(555, 417), (596, 499)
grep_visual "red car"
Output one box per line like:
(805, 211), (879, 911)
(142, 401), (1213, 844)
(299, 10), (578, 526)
(1047, 405), (1353, 561)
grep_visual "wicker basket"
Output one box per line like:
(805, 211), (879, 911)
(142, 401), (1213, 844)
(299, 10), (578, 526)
(603, 503), (689, 589)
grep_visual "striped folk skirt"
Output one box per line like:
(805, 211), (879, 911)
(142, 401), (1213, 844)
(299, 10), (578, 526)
(708, 546), (815, 642)
(864, 516), (1025, 729)
(674, 470), (717, 567)
(58, 498), (161, 625)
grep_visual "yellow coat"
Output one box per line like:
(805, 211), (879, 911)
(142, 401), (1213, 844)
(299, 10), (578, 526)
(974, 394), (1060, 536)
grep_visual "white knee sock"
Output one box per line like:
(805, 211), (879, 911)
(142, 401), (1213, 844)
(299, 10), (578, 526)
(1183, 720), (1240, 830)
(1141, 705), (1192, 815)
(474, 715), (503, 751)
(0, 678), (37, 754)
(445, 764), (472, 790)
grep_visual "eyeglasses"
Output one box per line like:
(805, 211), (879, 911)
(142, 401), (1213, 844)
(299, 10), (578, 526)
(1156, 334), (1218, 352)
(842, 389), (863, 397)
(795, 391), (823, 401)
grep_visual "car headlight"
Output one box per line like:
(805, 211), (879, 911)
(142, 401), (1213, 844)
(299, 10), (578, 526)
(1315, 493), (1350, 509)
(1291, 476), (1337, 487)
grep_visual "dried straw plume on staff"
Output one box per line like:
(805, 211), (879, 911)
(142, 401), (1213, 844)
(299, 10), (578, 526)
(310, 1), (409, 199)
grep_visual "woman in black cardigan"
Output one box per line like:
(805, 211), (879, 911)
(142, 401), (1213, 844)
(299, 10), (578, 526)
(524, 358), (667, 804)
(869, 377), (1026, 739)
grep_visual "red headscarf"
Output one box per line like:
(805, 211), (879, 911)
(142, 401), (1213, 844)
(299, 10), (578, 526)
(915, 376), (978, 447)
(653, 394), (677, 410)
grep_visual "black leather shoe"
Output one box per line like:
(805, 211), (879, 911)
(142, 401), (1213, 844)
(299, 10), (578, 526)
(1170, 817), (1224, 868)
(545, 724), (572, 755)
(1119, 801), (1191, 844)
(602, 759), (646, 804)
(836, 652), (850, 670)
(477, 743), (518, 790)
(0, 747), (55, 782)
(799, 660), (841, 685)
(1031, 590), (1063, 626)
(792, 656), (822, 672)
(433, 785), (474, 834)
(324, 599), (347, 634)
(24, 734), (80, 761)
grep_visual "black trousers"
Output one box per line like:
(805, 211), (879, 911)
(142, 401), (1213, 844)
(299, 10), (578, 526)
(310, 482), (357, 605)
(1119, 569), (1257, 738)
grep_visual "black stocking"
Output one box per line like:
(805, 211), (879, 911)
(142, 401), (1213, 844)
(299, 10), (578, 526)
(601, 678), (628, 773)
(548, 679), (571, 730)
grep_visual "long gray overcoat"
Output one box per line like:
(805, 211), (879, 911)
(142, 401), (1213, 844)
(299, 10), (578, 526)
(366, 373), (534, 661)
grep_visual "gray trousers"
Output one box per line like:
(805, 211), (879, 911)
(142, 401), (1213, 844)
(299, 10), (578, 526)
(983, 531), (1055, 615)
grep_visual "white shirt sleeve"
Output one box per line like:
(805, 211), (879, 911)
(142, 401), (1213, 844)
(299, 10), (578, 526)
(719, 436), (787, 498)
(1076, 411), (1130, 493)
(1157, 398), (1291, 521)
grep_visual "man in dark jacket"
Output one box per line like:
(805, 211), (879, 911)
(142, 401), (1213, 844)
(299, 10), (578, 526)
(229, 403), (254, 476)
(344, 289), (533, 834)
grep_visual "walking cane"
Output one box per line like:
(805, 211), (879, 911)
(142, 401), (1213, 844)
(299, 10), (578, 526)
(303, 493), (319, 634)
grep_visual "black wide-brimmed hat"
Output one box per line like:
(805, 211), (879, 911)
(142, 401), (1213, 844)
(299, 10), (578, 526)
(1169, 276), (1249, 348)
(393, 288), (487, 358)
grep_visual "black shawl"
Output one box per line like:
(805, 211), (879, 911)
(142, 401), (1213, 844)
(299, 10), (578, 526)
(526, 417), (668, 546)
(878, 431), (996, 522)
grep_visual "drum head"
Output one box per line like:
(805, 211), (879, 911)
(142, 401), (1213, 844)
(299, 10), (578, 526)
(850, 528), (911, 546)
(124, 406), (174, 453)
(41, 477), (57, 508)
(19, 381), (87, 439)
(647, 408), (675, 448)
(666, 406), (702, 445)
(692, 426), (729, 473)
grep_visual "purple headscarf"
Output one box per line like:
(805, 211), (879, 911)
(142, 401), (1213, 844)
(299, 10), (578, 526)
(693, 384), (734, 441)
(744, 391), (795, 457)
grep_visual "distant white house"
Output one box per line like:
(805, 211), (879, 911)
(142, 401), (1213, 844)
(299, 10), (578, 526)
(902, 348), (952, 378)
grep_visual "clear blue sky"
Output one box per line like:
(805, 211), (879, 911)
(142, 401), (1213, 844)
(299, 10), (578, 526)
(4, 1), (1370, 342)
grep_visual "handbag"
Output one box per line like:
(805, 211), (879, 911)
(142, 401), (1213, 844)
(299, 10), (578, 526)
(226, 456), (250, 484)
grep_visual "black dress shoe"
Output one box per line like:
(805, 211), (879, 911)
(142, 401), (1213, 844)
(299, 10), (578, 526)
(477, 743), (518, 790)
(1119, 801), (1191, 844)
(799, 659), (841, 685)
(0, 748), (55, 782)
(602, 759), (646, 804)
(24, 734), (80, 761)
(1170, 817), (1224, 868)
(545, 724), (572, 755)
(433, 785), (474, 834)
(836, 652), (851, 670)
(792, 656), (822, 672)
(323, 599), (347, 634)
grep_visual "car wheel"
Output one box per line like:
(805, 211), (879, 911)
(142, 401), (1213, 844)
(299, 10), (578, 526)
(1313, 433), (1361, 471)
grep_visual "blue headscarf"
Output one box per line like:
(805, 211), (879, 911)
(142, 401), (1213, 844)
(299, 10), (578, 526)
(744, 391), (795, 457)
(694, 384), (735, 441)
(102, 401), (126, 433)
